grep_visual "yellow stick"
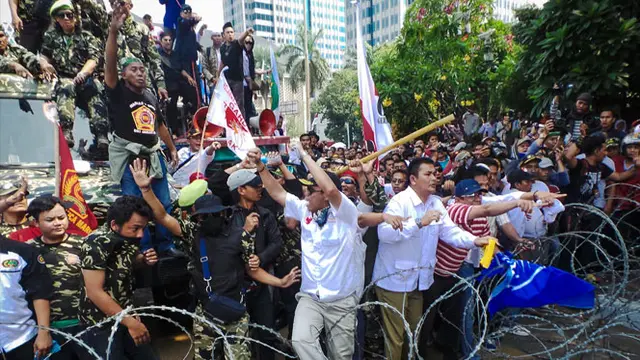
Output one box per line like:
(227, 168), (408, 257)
(336, 114), (455, 174)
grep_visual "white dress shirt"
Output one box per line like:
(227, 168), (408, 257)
(284, 192), (365, 302)
(374, 186), (477, 292)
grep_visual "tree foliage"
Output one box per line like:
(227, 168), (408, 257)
(278, 23), (331, 95)
(368, 0), (519, 136)
(513, 0), (640, 117)
(312, 69), (362, 143)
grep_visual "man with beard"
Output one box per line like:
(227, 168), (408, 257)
(105, 4), (180, 256)
(78, 196), (159, 359)
(0, 179), (31, 238)
(129, 158), (299, 360)
(26, 196), (85, 359)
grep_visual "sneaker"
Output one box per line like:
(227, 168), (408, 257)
(63, 129), (75, 148)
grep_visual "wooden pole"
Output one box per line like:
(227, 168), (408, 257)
(196, 113), (209, 176)
(336, 114), (455, 174)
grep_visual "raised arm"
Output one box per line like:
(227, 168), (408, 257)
(130, 159), (182, 237)
(295, 142), (342, 209)
(254, 149), (288, 207)
(238, 27), (254, 47)
(105, 3), (128, 89)
(468, 199), (535, 221)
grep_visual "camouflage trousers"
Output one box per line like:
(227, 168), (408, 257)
(55, 77), (109, 136)
(194, 304), (251, 360)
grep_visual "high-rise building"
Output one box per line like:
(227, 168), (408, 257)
(345, 0), (411, 48)
(493, 0), (545, 23)
(223, 0), (347, 70)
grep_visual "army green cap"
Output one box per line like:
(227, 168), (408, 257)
(120, 57), (144, 71)
(0, 180), (28, 197)
(178, 179), (208, 207)
(50, 0), (74, 17)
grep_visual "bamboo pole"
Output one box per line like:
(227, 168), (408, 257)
(336, 114), (455, 174)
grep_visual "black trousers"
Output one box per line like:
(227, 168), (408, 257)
(2, 334), (36, 360)
(78, 324), (157, 360)
(167, 81), (198, 137)
(243, 86), (257, 130)
(274, 258), (301, 336)
(18, 19), (48, 53)
(246, 283), (277, 360)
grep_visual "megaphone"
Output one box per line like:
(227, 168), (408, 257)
(193, 106), (224, 138)
(249, 109), (276, 136)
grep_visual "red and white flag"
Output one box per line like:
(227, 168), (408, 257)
(206, 68), (256, 159)
(355, 3), (393, 157)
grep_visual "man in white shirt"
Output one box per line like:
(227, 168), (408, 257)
(255, 144), (364, 359)
(374, 158), (491, 360)
(172, 129), (220, 187)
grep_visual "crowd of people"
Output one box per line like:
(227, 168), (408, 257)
(2, 0), (267, 154)
(2, 1), (640, 360)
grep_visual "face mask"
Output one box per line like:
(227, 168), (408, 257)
(199, 215), (225, 235)
(111, 227), (142, 243)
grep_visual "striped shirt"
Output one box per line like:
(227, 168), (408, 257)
(435, 203), (490, 277)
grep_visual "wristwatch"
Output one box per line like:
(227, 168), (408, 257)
(415, 217), (424, 229)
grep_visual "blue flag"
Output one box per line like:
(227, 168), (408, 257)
(479, 252), (595, 316)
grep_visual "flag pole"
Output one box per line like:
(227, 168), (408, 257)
(54, 123), (61, 196)
(336, 114), (455, 174)
(196, 108), (209, 176)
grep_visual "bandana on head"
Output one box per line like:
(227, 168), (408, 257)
(120, 57), (143, 71)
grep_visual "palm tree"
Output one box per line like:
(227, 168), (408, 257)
(278, 22), (330, 95)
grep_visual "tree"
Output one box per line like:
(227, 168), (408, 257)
(313, 69), (362, 143)
(278, 23), (331, 95)
(512, 0), (640, 119)
(369, 0), (519, 136)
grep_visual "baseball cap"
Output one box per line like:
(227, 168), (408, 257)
(49, 0), (73, 17)
(0, 180), (28, 197)
(178, 179), (208, 207)
(606, 138), (620, 148)
(538, 157), (554, 169)
(187, 128), (202, 138)
(299, 171), (342, 192)
(516, 138), (532, 147)
(192, 194), (227, 215)
(520, 154), (541, 167)
(453, 142), (467, 153)
(455, 179), (487, 197)
(507, 169), (534, 185)
(227, 169), (261, 191)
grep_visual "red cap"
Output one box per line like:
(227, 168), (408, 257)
(189, 172), (206, 183)
(340, 170), (358, 180)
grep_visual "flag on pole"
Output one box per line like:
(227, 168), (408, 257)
(355, 2), (393, 157)
(206, 68), (256, 159)
(270, 45), (282, 133)
(42, 102), (98, 236)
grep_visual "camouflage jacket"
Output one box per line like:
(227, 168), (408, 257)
(74, 0), (109, 43)
(364, 177), (389, 213)
(275, 213), (301, 267)
(41, 28), (101, 78)
(0, 220), (30, 238)
(27, 234), (84, 323)
(175, 215), (198, 271)
(78, 225), (140, 325)
(118, 16), (166, 90)
(16, 0), (36, 24)
(0, 42), (41, 75)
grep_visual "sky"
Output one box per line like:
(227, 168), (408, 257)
(1, 0), (224, 32)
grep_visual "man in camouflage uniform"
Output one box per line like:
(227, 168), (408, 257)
(0, 179), (31, 238)
(0, 28), (56, 81)
(116, 0), (168, 99)
(78, 196), (159, 359)
(128, 158), (299, 360)
(25, 196), (86, 358)
(42, 0), (109, 151)
(8, 0), (50, 52)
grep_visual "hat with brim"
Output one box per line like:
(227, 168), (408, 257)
(49, 0), (74, 17)
(455, 179), (488, 197)
(178, 179), (208, 207)
(192, 194), (228, 215)
(516, 138), (532, 147)
(299, 171), (342, 192)
(0, 181), (28, 197)
(227, 169), (261, 191)
(606, 138), (620, 148)
(187, 128), (202, 138)
(520, 155), (541, 167)
(538, 157), (554, 169)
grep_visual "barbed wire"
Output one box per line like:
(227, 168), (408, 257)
(3, 202), (640, 359)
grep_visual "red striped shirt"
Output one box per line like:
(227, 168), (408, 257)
(434, 203), (490, 277)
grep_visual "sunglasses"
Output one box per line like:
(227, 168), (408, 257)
(460, 193), (481, 199)
(56, 12), (75, 20)
(245, 41), (254, 45)
(182, 9), (192, 13)
(340, 178), (356, 185)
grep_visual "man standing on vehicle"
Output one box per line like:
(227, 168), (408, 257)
(105, 3), (181, 257)
(219, 22), (253, 121)
(78, 196), (159, 359)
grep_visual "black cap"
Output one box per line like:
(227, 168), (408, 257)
(182, 4), (192, 11)
(223, 22), (233, 32)
(507, 169), (534, 185)
(299, 171), (342, 192)
(192, 194), (228, 215)
(577, 92), (592, 104)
